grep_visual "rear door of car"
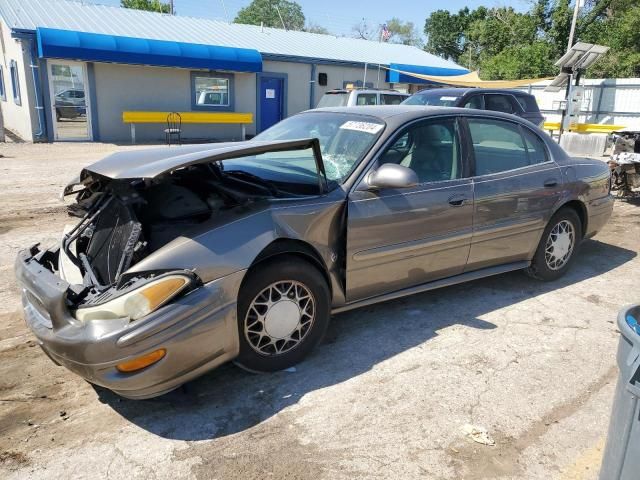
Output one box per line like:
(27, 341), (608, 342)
(462, 115), (562, 271)
(513, 94), (545, 126)
(381, 93), (408, 105)
(345, 116), (474, 301)
(460, 93), (484, 110)
(483, 93), (524, 118)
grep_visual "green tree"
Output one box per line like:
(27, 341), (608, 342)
(120, 0), (171, 14)
(547, 0), (572, 54)
(581, 0), (640, 77)
(424, 7), (487, 62)
(234, 0), (305, 31)
(424, 10), (465, 61)
(425, 0), (637, 80)
(467, 7), (538, 58)
(385, 18), (422, 47)
(480, 41), (556, 79)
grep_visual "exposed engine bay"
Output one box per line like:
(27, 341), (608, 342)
(59, 162), (305, 308)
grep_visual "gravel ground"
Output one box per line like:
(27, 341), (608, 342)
(0, 142), (639, 480)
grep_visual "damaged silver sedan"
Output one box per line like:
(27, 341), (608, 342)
(15, 106), (613, 398)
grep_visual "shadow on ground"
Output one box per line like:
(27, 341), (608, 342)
(96, 238), (635, 441)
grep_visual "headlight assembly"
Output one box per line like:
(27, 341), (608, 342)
(74, 274), (191, 322)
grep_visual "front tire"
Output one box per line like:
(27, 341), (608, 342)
(526, 208), (582, 281)
(235, 257), (330, 372)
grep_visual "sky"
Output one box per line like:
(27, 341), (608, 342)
(89, 0), (529, 38)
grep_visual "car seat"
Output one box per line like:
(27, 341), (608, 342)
(405, 125), (455, 182)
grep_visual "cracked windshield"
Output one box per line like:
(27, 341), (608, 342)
(253, 112), (385, 182)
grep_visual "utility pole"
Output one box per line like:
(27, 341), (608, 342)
(275, 5), (287, 30)
(169, 0), (174, 15)
(559, 0), (583, 140)
(567, 0), (581, 50)
(220, 0), (229, 22)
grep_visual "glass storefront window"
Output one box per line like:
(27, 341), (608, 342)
(194, 76), (230, 107)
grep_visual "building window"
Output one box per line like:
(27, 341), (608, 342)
(10, 60), (21, 106)
(191, 72), (234, 111)
(0, 66), (5, 101)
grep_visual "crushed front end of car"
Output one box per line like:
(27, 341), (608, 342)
(15, 139), (326, 398)
(15, 172), (246, 398)
(16, 243), (244, 399)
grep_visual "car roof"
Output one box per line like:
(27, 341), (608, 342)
(324, 89), (406, 94)
(307, 105), (541, 127)
(413, 87), (532, 97)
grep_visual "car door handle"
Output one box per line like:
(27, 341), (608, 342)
(544, 179), (559, 188)
(448, 194), (468, 207)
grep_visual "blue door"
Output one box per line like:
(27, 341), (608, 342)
(259, 76), (284, 132)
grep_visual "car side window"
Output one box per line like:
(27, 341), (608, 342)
(515, 95), (538, 112)
(381, 94), (404, 105)
(379, 118), (461, 183)
(463, 95), (483, 109)
(468, 118), (529, 175)
(484, 95), (515, 114)
(522, 128), (548, 164)
(356, 93), (377, 106)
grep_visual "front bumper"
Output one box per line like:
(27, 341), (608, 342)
(15, 249), (245, 399)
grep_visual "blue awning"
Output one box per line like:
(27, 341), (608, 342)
(36, 28), (262, 72)
(387, 63), (469, 84)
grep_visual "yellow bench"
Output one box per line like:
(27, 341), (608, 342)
(543, 122), (625, 134)
(122, 111), (254, 144)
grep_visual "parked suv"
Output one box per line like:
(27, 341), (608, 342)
(54, 88), (86, 120)
(402, 88), (544, 127)
(316, 88), (409, 108)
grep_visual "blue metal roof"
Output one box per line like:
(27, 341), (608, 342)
(37, 27), (262, 72)
(0, 0), (467, 75)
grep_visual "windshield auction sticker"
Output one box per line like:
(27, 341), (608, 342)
(339, 121), (384, 134)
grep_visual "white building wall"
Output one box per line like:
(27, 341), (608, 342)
(262, 60), (312, 115)
(92, 62), (257, 143)
(86, 60), (398, 143)
(0, 20), (36, 140)
(260, 61), (395, 112)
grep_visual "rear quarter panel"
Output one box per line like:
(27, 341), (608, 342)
(557, 157), (613, 238)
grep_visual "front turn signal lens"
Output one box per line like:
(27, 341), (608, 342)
(116, 348), (166, 373)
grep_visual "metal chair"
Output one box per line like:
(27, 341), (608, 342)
(164, 112), (182, 146)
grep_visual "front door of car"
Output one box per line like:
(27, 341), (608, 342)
(345, 117), (474, 302)
(463, 116), (563, 271)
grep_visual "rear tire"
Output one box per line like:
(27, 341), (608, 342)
(235, 257), (330, 372)
(526, 208), (582, 281)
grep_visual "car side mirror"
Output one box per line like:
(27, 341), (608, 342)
(366, 163), (419, 190)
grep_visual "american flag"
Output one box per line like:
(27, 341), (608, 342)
(381, 24), (391, 42)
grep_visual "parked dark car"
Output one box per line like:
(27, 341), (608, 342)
(403, 88), (545, 127)
(15, 106), (612, 398)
